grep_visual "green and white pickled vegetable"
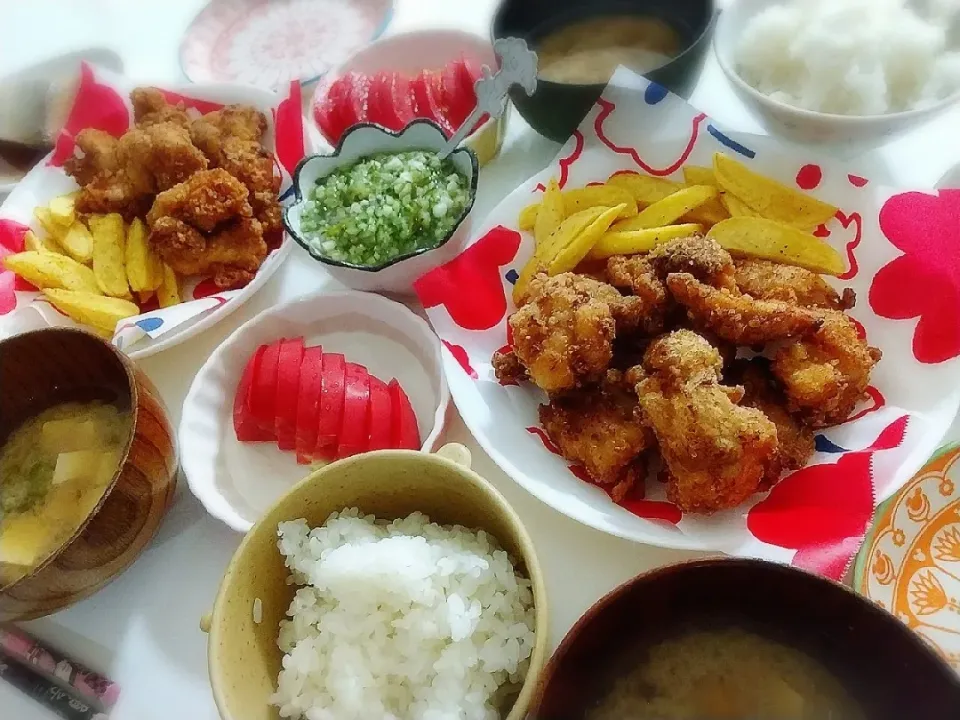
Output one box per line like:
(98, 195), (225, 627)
(300, 150), (470, 267)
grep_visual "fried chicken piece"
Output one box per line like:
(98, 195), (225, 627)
(540, 370), (654, 501)
(150, 216), (266, 288)
(131, 87), (190, 129)
(190, 105), (268, 157)
(731, 358), (815, 477)
(120, 122), (208, 192)
(734, 259), (856, 310)
(648, 236), (737, 290)
(634, 330), (779, 513)
(509, 273), (619, 393)
(667, 273), (823, 345)
(606, 255), (669, 335)
(772, 311), (882, 427)
(147, 168), (251, 232)
(492, 348), (528, 384)
(64, 129), (120, 185)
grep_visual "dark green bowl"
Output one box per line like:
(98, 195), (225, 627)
(493, 0), (716, 143)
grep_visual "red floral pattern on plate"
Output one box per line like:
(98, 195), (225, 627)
(0, 220), (30, 314)
(748, 416), (909, 580)
(870, 190), (960, 363)
(415, 226), (522, 331)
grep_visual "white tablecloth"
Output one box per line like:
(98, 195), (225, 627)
(1, 1), (958, 718)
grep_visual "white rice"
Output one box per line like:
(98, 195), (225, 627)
(735, 0), (960, 114)
(271, 509), (536, 720)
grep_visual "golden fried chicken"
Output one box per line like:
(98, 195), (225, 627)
(606, 255), (669, 335)
(734, 259), (856, 310)
(131, 87), (190, 129)
(731, 358), (815, 477)
(540, 370), (653, 501)
(121, 122), (209, 192)
(634, 330), (779, 513)
(64, 129), (119, 185)
(150, 216), (266, 288)
(772, 311), (882, 427)
(667, 273), (823, 345)
(492, 348), (528, 384)
(510, 273), (619, 393)
(147, 168), (251, 232)
(648, 236), (737, 290)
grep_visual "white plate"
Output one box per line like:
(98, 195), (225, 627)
(180, 290), (450, 532)
(0, 74), (304, 359)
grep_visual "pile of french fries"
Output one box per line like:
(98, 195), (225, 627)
(514, 152), (844, 304)
(2, 194), (181, 337)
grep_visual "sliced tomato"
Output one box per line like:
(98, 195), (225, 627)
(320, 75), (352, 143)
(275, 337), (305, 452)
(294, 345), (324, 464)
(411, 70), (454, 137)
(336, 363), (371, 459)
(315, 353), (346, 458)
(367, 71), (414, 131)
(347, 73), (371, 130)
(249, 340), (282, 438)
(234, 345), (273, 442)
(441, 61), (473, 129)
(456, 55), (485, 94)
(313, 98), (339, 145)
(367, 376), (392, 452)
(388, 378), (420, 450)
(390, 74), (416, 127)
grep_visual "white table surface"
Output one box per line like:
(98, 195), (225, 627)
(2, 1), (959, 718)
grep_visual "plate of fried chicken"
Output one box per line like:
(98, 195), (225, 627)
(417, 138), (960, 557)
(0, 66), (306, 357)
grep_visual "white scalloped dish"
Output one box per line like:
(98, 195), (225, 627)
(180, 290), (449, 532)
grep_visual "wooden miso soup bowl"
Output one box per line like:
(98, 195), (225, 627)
(0, 328), (178, 620)
(203, 444), (548, 720)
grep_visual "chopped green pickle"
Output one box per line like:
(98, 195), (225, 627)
(301, 150), (470, 267)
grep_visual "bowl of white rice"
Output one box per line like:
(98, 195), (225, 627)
(715, 0), (960, 149)
(203, 443), (547, 720)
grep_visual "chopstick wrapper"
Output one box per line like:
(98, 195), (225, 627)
(0, 62), (308, 354)
(0, 647), (108, 720)
(414, 66), (960, 580)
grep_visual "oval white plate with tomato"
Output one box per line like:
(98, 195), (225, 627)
(180, 290), (449, 532)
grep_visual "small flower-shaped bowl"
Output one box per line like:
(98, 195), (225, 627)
(283, 120), (479, 295)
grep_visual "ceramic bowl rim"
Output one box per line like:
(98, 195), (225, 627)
(207, 448), (550, 720)
(713, 0), (960, 124)
(0, 327), (139, 593)
(282, 119), (479, 273)
(490, 0), (718, 91)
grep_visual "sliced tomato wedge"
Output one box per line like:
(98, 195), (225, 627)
(456, 55), (485, 95)
(249, 340), (282, 438)
(441, 61), (473, 129)
(411, 70), (454, 137)
(367, 375), (392, 452)
(320, 75), (352, 143)
(368, 71), (415, 131)
(294, 345), (324, 464)
(388, 378), (420, 450)
(390, 73), (416, 128)
(234, 345), (273, 442)
(315, 353), (346, 458)
(275, 337), (305, 452)
(347, 73), (370, 131)
(336, 363), (371, 459)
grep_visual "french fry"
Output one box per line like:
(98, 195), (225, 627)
(587, 223), (704, 260)
(156, 264), (180, 308)
(720, 192), (761, 218)
(513, 206), (608, 304)
(534, 178), (564, 248)
(2, 251), (99, 293)
(606, 173), (682, 207)
(137, 290), (155, 305)
(88, 214), (130, 298)
(614, 185), (718, 231)
(23, 229), (61, 254)
(33, 207), (63, 240)
(42, 289), (139, 335)
(57, 222), (94, 263)
(518, 184), (636, 229)
(713, 152), (838, 229)
(548, 204), (624, 274)
(680, 167), (729, 226)
(682, 166), (717, 187)
(47, 194), (76, 227)
(125, 218), (162, 292)
(707, 217), (845, 275)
